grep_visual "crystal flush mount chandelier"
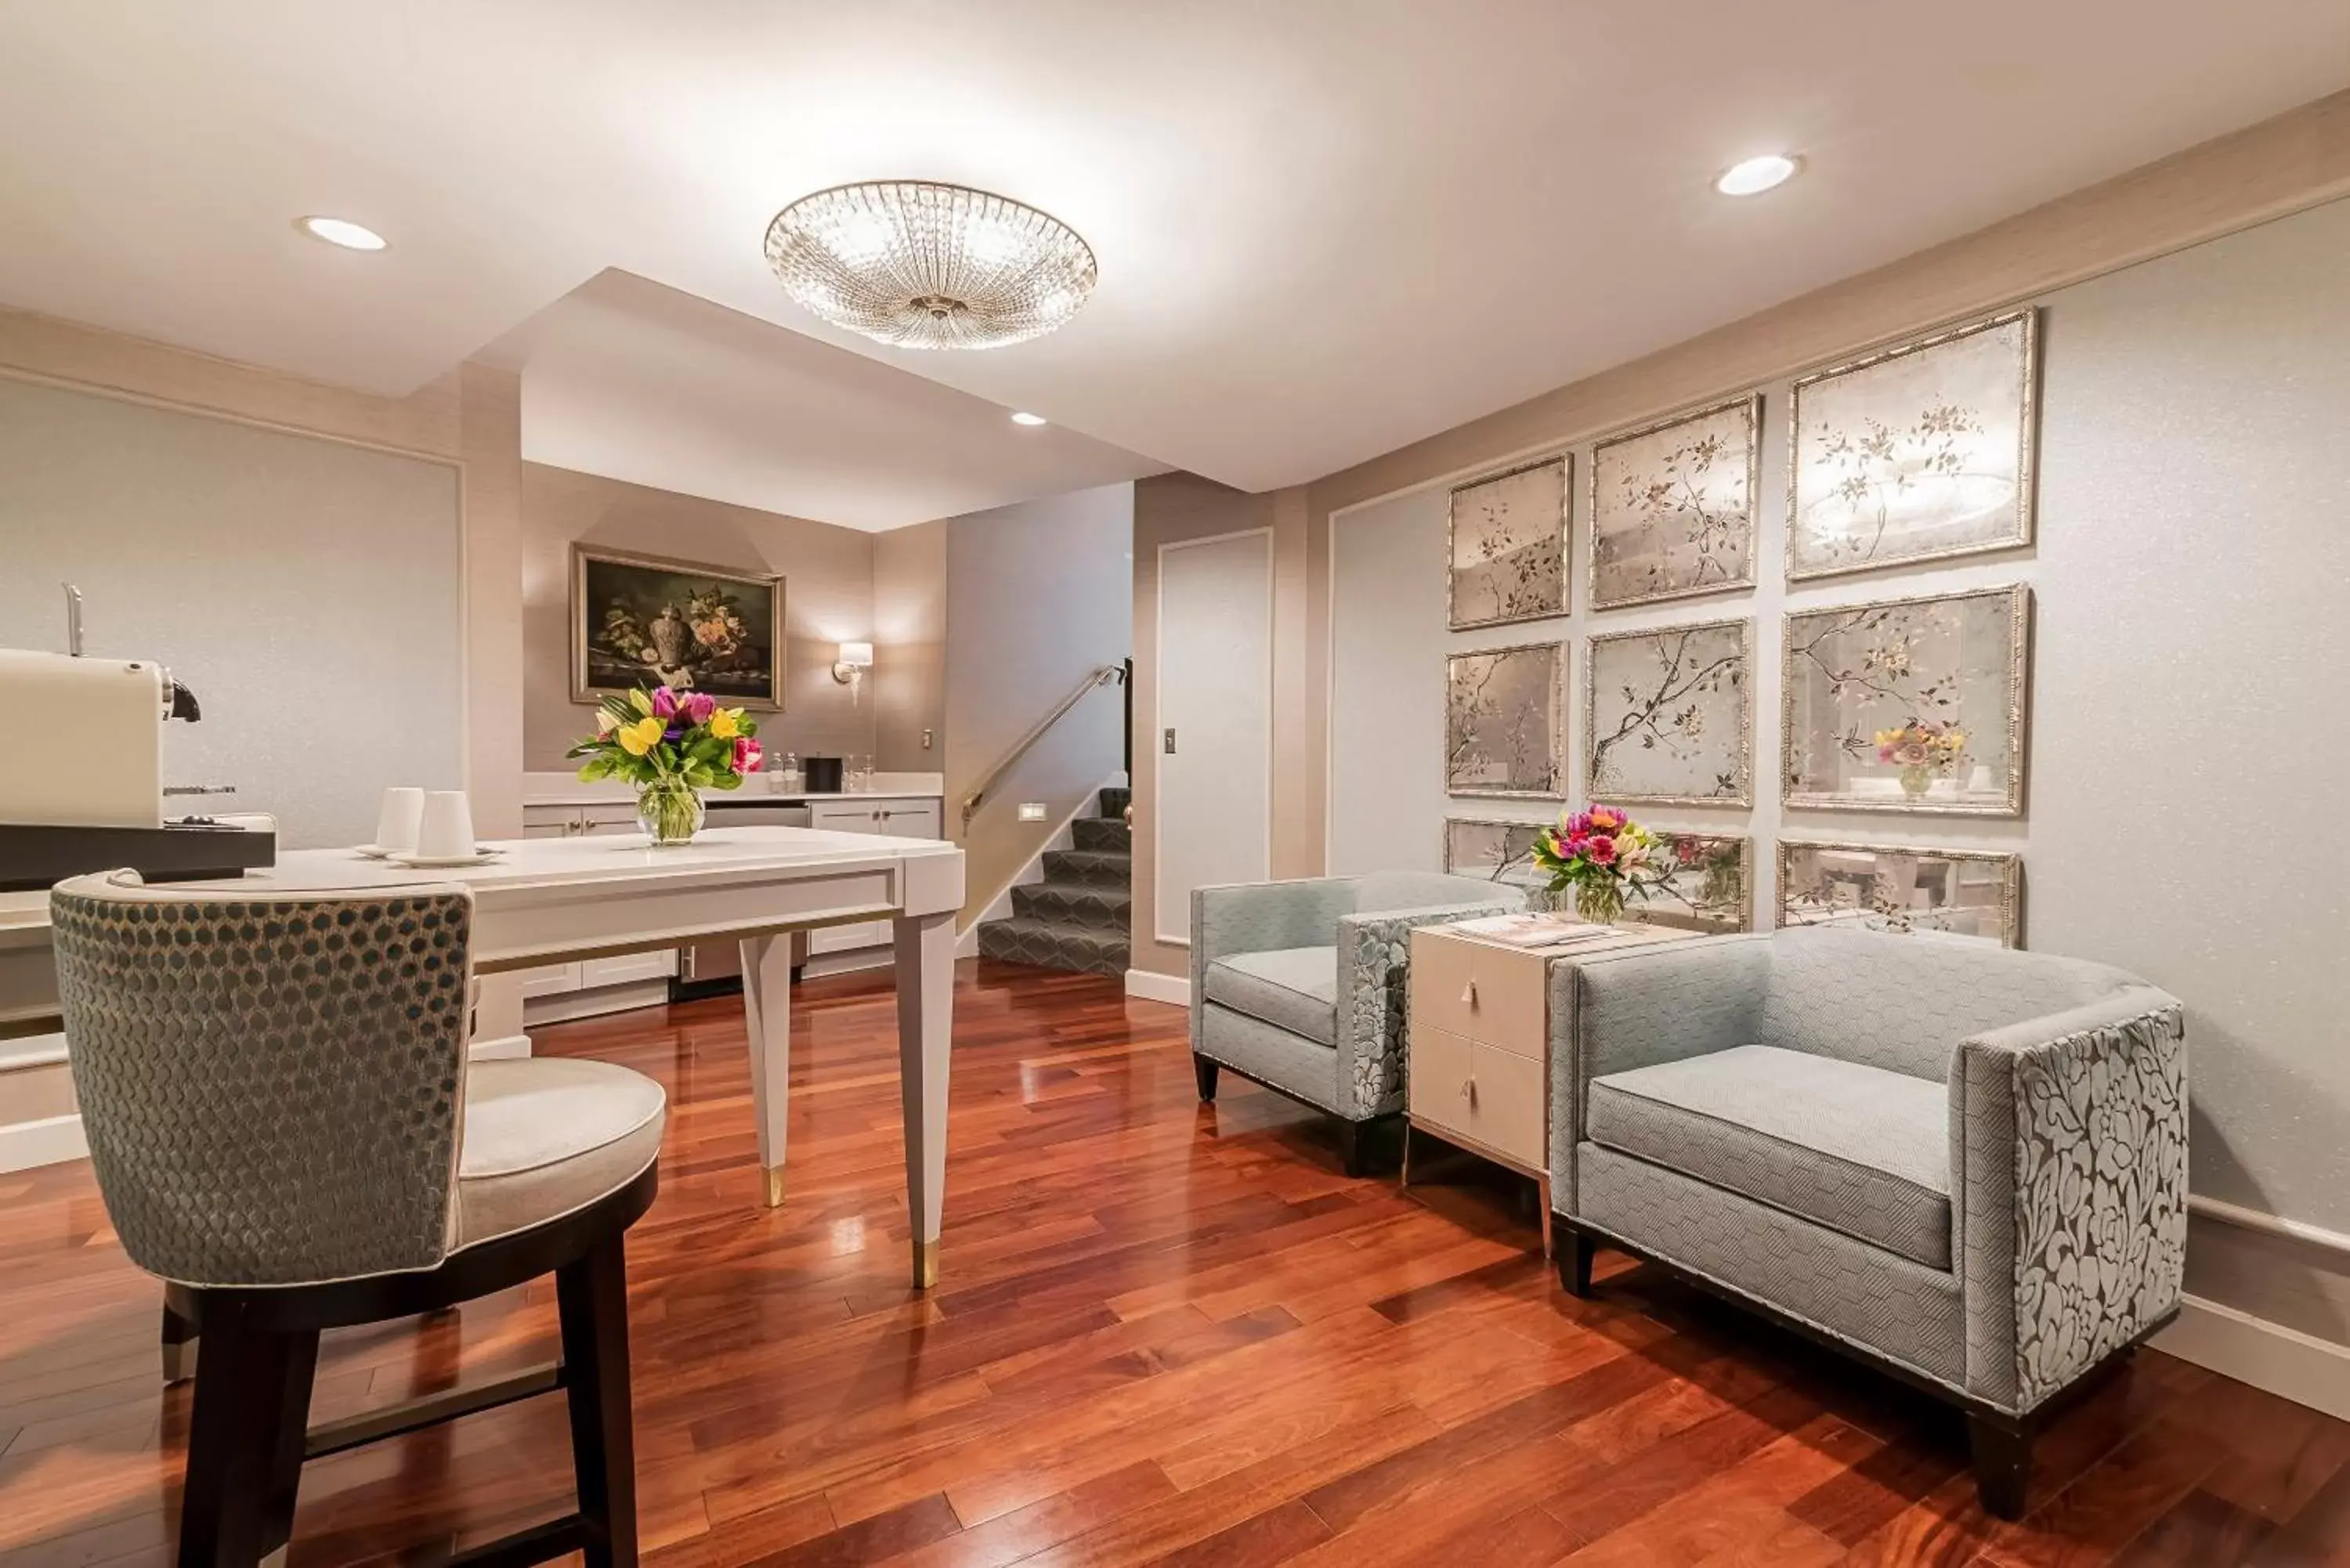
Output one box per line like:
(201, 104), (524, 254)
(764, 181), (1098, 350)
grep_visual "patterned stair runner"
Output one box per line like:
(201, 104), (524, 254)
(975, 787), (1132, 977)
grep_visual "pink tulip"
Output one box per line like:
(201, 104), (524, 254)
(650, 687), (679, 719)
(682, 691), (718, 724)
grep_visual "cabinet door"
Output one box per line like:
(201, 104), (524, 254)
(871, 800), (942, 838)
(804, 800), (892, 952)
(522, 806), (580, 840)
(1407, 1024), (1476, 1142)
(519, 961), (583, 999)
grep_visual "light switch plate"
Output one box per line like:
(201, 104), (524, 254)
(921, 728), (933, 750)
(1017, 802), (1047, 822)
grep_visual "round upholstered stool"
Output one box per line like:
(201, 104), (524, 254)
(49, 872), (666, 1568)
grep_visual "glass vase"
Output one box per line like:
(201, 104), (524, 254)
(636, 777), (705, 847)
(1576, 880), (1626, 926)
(1898, 764), (1935, 800)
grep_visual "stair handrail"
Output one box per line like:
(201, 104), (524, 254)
(960, 663), (1128, 830)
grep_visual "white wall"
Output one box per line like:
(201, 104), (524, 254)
(943, 482), (1133, 925)
(0, 376), (465, 847)
(1329, 197), (2350, 1283)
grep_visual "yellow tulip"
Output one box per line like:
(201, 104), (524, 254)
(710, 708), (740, 739)
(617, 714), (666, 757)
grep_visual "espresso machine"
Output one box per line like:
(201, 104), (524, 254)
(0, 587), (274, 890)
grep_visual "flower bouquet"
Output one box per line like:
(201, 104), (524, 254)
(1530, 804), (1662, 924)
(569, 685), (763, 846)
(1874, 720), (1967, 800)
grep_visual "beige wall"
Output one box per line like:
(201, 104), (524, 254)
(944, 483), (1133, 930)
(873, 518), (947, 773)
(519, 464), (880, 771)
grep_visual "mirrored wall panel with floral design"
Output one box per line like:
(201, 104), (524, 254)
(1625, 833), (1752, 934)
(1441, 816), (1547, 889)
(1777, 839), (2022, 946)
(1445, 642), (1564, 798)
(1781, 583), (2028, 815)
(1788, 310), (2039, 581)
(1585, 618), (1752, 806)
(1589, 395), (1759, 610)
(1448, 455), (1569, 630)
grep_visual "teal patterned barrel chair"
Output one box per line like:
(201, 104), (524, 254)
(1547, 925), (2186, 1519)
(1189, 872), (1524, 1173)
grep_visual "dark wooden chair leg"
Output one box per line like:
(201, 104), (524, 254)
(558, 1234), (639, 1568)
(162, 1288), (200, 1384)
(1339, 1119), (1370, 1178)
(1193, 1054), (1219, 1102)
(1968, 1411), (2032, 1521)
(179, 1294), (312, 1568)
(1555, 1225), (1595, 1298)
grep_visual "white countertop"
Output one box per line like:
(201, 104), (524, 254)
(522, 769), (943, 810)
(2, 825), (960, 923)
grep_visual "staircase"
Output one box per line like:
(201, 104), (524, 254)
(975, 786), (1131, 977)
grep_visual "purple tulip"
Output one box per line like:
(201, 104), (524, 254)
(650, 687), (679, 719)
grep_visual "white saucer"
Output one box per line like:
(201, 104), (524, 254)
(385, 847), (506, 869)
(353, 844), (400, 859)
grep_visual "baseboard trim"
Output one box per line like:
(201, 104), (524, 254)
(2189, 1194), (2350, 1263)
(2156, 1292), (2350, 1422)
(1123, 969), (1189, 1007)
(0, 1111), (89, 1174)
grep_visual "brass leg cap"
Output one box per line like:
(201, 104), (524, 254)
(762, 1165), (786, 1209)
(913, 1238), (940, 1291)
(162, 1337), (199, 1385)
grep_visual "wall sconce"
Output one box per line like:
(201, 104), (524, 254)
(832, 640), (874, 703)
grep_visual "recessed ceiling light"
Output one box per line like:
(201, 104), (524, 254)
(1714, 154), (1800, 197)
(297, 215), (388, 251)
(1010, 411), (1048, 426)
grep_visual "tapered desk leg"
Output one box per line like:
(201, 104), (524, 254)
(739, 934), (792, 1209)
(893, 911), (954, 1289)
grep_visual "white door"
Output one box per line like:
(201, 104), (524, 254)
(1155, 529), (1273, 945)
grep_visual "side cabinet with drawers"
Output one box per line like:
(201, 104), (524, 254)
(1405, 921), (1698, 1255)
(804, 797), (944, 959)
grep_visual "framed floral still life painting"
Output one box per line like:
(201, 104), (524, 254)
(1585, 619), (1753, 807)
(1788, 309), (2039, 582)
(1781, 583), (2029, 815)
(1589, 395), (1759, 610)
(1445, 643), (1564, 799)
(1626, 833), (1752, 935)
(572, 545), (786, 710)
(1448, 455), (1569, 630)
(1442, 817), (1549, 890)
(1777, 839), (2022, 947)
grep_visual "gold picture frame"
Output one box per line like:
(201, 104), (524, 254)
(1588, 393), (1760, 611)
(1584, 617), (1755, 807)
(1781, 583), (2030, 817)
(1776, 838), (2023, 947)
(570, 544), (787, 710)
(1787, 309), (2041, 583)
(1447, 453), (1571, 631)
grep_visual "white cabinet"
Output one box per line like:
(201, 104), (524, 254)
(804, 798), (944, 957)
(517, 803), (675, 1017)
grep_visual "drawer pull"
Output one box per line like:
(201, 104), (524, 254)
(1460, 979), (1477, 1006)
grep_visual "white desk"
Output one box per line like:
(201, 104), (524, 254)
(2, 826), (967, 1287)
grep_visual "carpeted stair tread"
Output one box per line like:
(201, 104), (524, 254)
(1040, 847), (1130, 887)
(975, 916), (1130, 977)
(1011, 880), (1131, 927)
(1072, 817), (1132, 852)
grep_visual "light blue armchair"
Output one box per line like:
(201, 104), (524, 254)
(1548, 926), (2186, 1519)
(1191, 873), (1523, 1173)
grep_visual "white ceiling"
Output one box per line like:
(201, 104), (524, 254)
(0, 2), (2342, 508)
(476, 270), (1163, 530)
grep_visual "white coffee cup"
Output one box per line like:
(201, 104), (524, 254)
(416, 790), (476, 859)
(374, 786), (425, 853)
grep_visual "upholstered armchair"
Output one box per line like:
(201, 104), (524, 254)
(1546, 926), (2186, 1519)
(1191, 872), (1523, 1172)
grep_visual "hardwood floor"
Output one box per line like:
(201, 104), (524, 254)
(2, 959), (2345, 1567)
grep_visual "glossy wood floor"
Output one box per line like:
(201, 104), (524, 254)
(3, 961), (2348, 1568)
